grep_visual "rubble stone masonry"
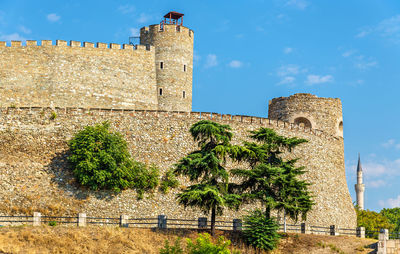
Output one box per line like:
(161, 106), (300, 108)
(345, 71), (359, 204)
(0, 107), (357, 229)
(0, 41), (157, 109)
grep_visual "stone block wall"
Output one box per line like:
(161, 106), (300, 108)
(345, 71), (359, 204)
(0, 108), (356, 229)
(140, 24), (194, 112)
(268, 93), (343, 137)
(0, 41), (157, 109)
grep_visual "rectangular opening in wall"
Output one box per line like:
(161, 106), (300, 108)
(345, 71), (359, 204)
(160, 62), (164, 69)
(183, 91), (185, 98)
(159, 88), (163, 96)
(184, 65), (187, 72)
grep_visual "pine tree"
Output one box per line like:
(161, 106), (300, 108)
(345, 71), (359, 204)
(231, 128), (314, 221)
(174, 120), (240, 236)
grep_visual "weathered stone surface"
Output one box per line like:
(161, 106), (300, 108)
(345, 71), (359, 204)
(0, 107), (356, 229)
(0, 24), (194, 112)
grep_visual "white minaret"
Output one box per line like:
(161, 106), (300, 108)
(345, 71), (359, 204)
(355, 153), (365, 210)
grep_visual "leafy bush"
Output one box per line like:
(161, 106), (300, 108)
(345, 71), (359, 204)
(50, 111), (57, 120)
(160, 169), (179, 194)
(48, 221), (57, 226)
(159, 233), (240, 254)
(243, 209), (280, 251)
(356, 209), (394, 238)
(380, 208), (400, 233)
(186, 233), (240, 254)
(160, 238), (184, 254)
(68, 122), (159, 198)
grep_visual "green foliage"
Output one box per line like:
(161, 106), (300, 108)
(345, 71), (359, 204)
(48, 221), (57, 226)
(380, 208), (400, 233)
(230, 128), (313, 221)
(160, 238), (184, 254)
(243, 209), (280, 251)
(186, 233), (240, 254)
(68, 122), (159, 198)
(160, 169), (180, 194)
(50, 111), (57, 120)
(356, 209), (394, 238)
(174, 120), (241, 235)
(159, 234), (240, 254)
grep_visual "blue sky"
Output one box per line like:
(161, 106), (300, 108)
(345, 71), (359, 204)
(1, 0), (400, 211)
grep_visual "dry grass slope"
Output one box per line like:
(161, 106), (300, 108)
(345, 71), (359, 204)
(0, 226), (377, 254)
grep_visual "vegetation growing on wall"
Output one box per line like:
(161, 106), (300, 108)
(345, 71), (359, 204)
(68, 121), (159, 198)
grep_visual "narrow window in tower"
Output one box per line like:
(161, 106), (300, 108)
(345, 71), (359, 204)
(183, 65), (187, 72)
(183, 91), (186, 98)
(159, 88), (163, 96)
(160, 62), (164, 69)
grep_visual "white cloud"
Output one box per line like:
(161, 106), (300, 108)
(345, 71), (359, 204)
(137, 13), (152, 23)
(118, 4), (135, 14)
(205, 54), (218, 68)
(285, 0), (309, 10)
(283, 47), (293, 54)
(366, 179), (386, 188)
(305, 74), (333, 85)
(356, 29), (371, 38)
(355, 59), (378, 70)
(277, 64), (304, 77)
(387, 195), (400, 208)
(382, 139), (396, 148)
(19, 25), (31, 34)
(356, 15), (400, 44)
(342, 50), (355, 58)
(277, 76), (295, 85)
(0, 33), (26, 41)
(130, 28), (139, 36)
(382, 139), (400, 149)
(380, 195), (400, 208)
(47, 13), (60, 22)
(377, 15), (400, 43)
(228, 60), (243, 68)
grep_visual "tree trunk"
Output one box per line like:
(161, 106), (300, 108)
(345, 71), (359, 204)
(265, 206), (271, 219)
(211, 205), (216, 236)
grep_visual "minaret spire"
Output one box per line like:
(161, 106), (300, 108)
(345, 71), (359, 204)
(355, 153), (365, 210)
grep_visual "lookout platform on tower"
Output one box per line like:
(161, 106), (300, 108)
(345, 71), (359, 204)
(161, 11), (184, 29)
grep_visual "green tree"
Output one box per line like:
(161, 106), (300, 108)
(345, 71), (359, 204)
(68, 122), (159, 198)
(357, 209), (394, 238)
(174, 120), (241, 236)
(380, 208), (400, 233)
(242, 209), (280, 251)
(231, 128), (314, 221)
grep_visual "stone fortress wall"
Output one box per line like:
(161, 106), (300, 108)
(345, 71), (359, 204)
(0, 97), (356, 228)
(0, 15), (356, 229)
(0, 24), (194, 111)
(140, 24), (194, 112)
(0, 41), (157, 109)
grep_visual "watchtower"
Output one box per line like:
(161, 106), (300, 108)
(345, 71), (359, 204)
(268, 93), (344, 137)
(140, 12), (194, 112)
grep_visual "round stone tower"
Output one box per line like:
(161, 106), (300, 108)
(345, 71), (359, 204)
(140, 12), (194, 112)
(268, 93), (344, 137)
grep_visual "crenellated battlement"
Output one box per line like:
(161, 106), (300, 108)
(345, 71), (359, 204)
(0, 40), (153, 51)
(0, 107), (341, 141)
(140, 24), (194, 39)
